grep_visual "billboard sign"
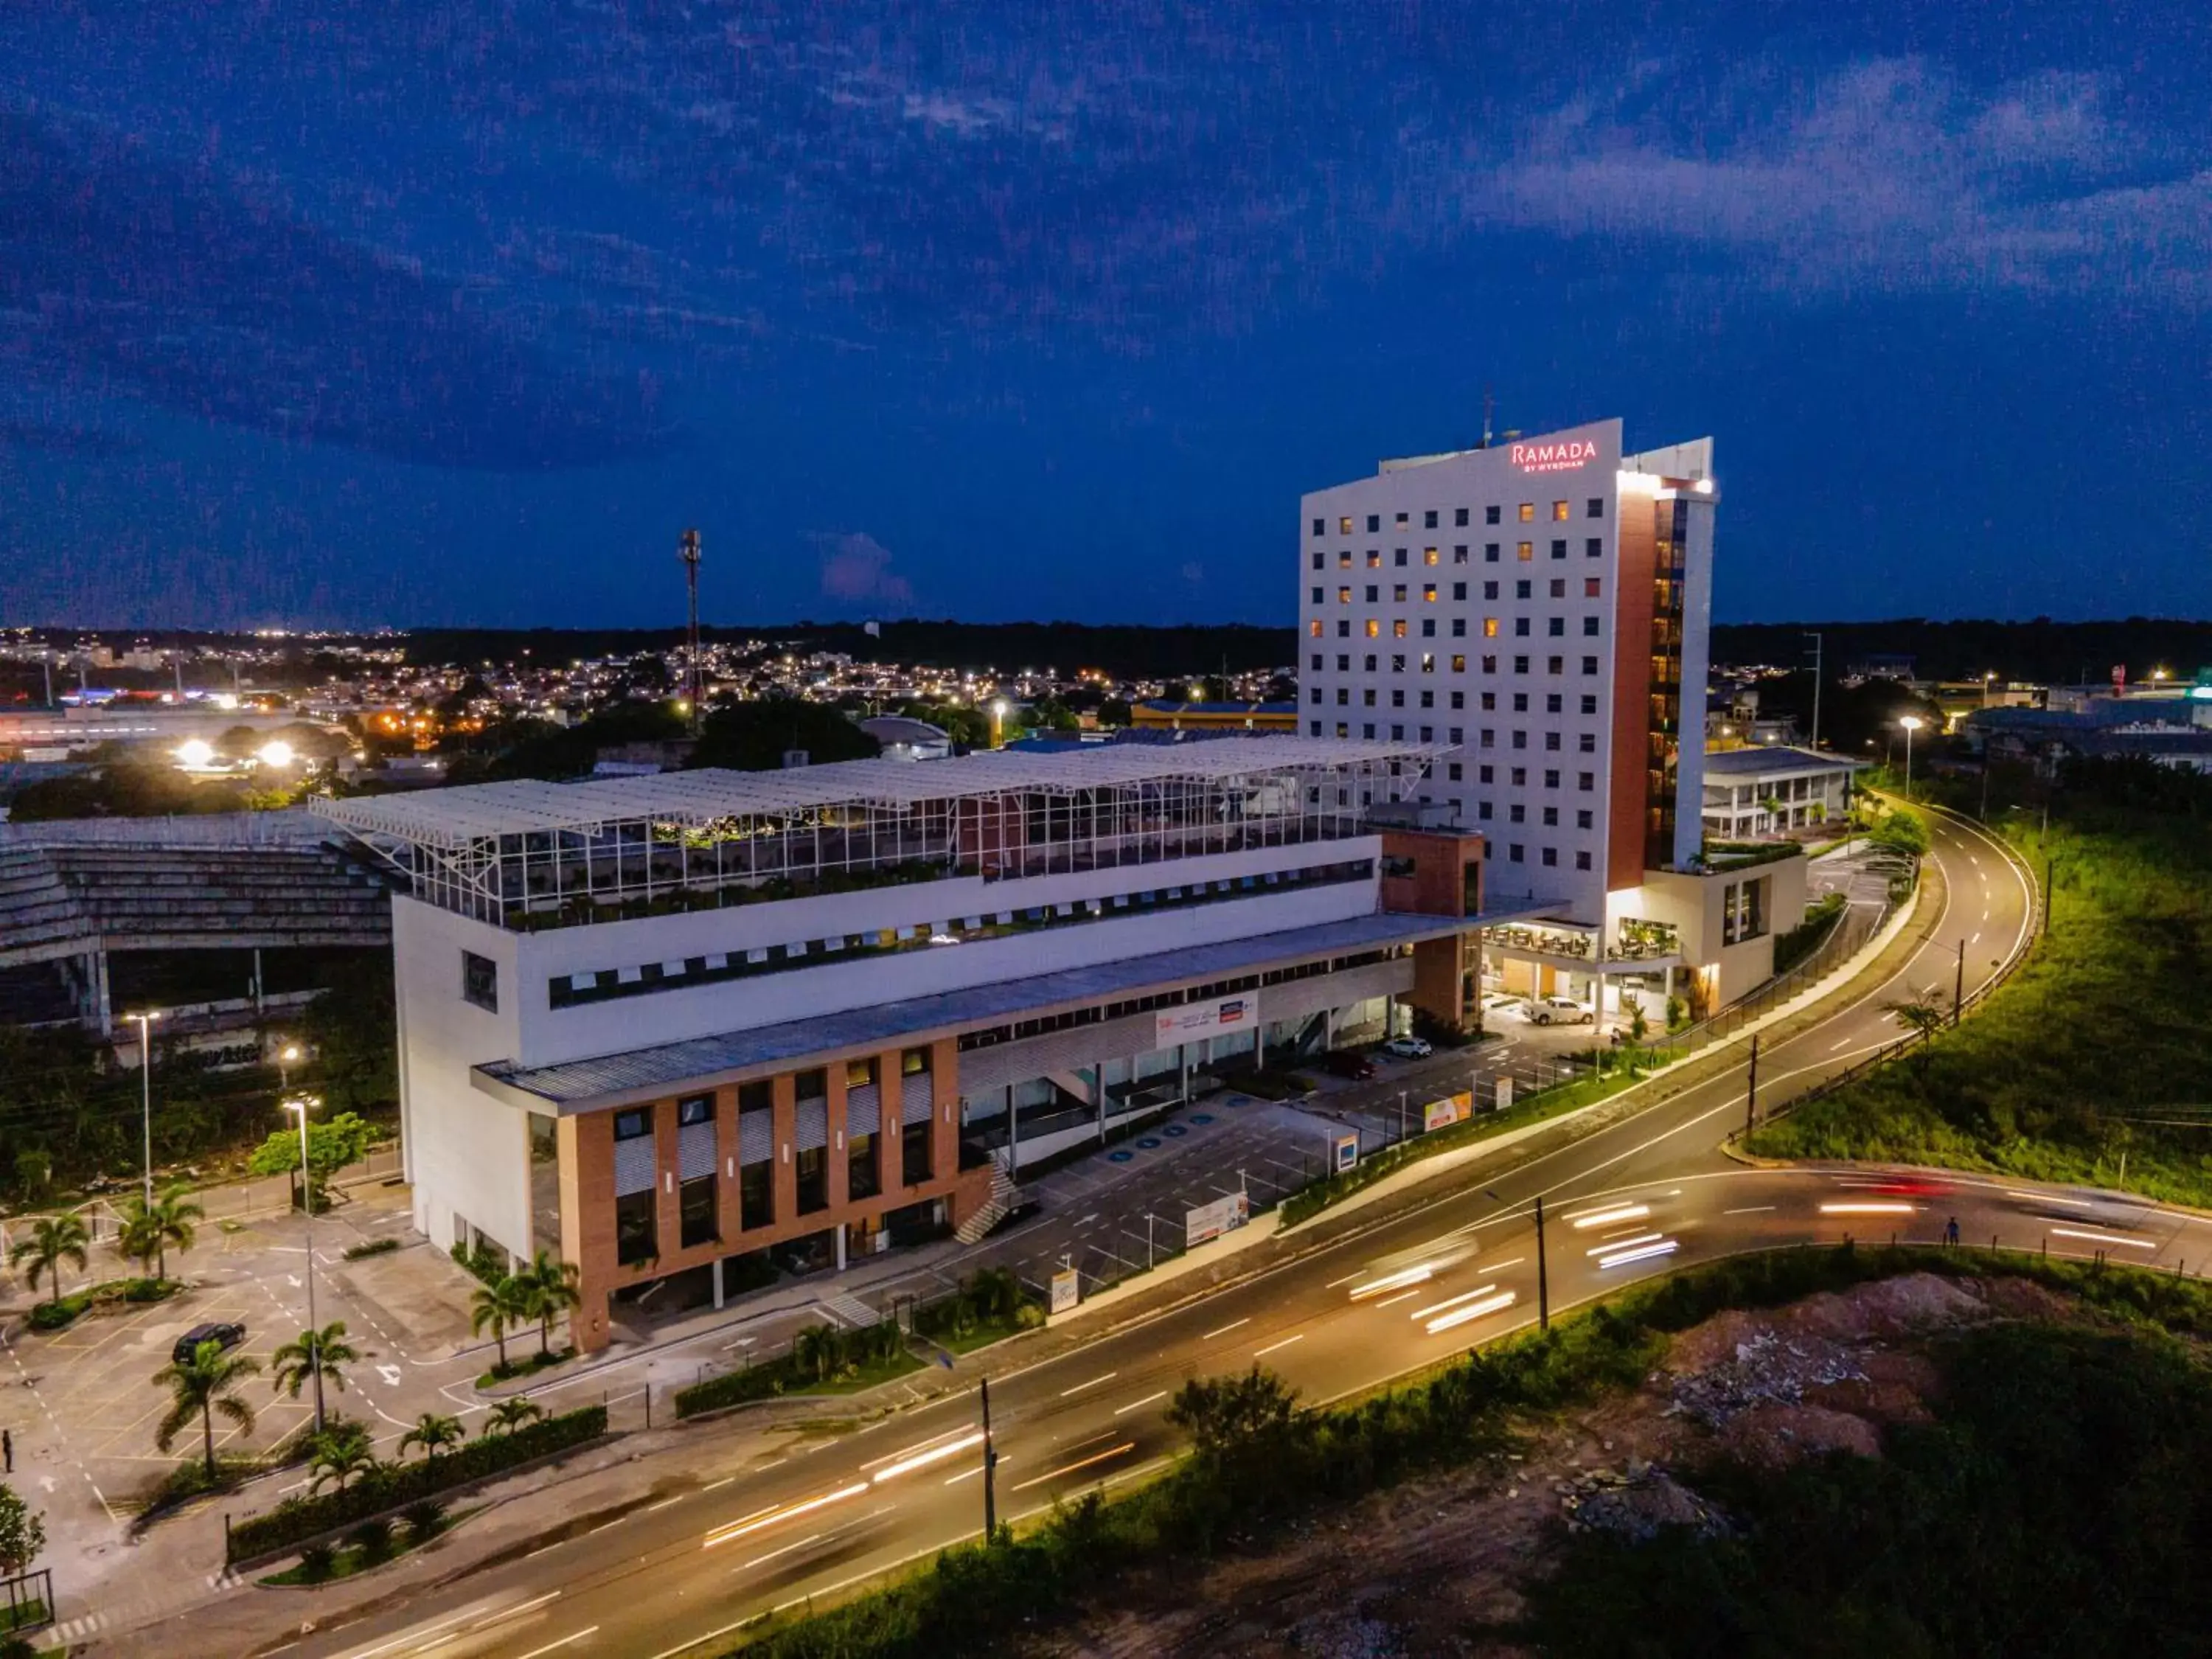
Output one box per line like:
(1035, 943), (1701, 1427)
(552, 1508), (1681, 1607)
(1156, 992), (1261, 1047)
(1334, 1132), (1360, 1174)
(1511, 437), (1602, 474)
(1049, 1266), (1081, 1315)
(1495, 1076), (1515, 1114)
(1186, 1191), (1251, 1248)
(1423, 1091), (1473, 1133)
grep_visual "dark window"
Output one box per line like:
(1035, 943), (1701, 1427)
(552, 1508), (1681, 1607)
(796, 1145), (828, 1214)
(616, 1189), (655, 1265)
(1485, 543), (1500, 562)
(1509, 844), (1524, 862)
(1455, 507), (1470, 526)
(462, 950), (498, 1013)
(1581, 694), (1599, 714)
(1486, 505), (1501, 524)
(1587, 498), (1604, 518)
(680, 1173), (716, 1248)
(1577, 809), (1594, 829)
(678, 1094), (712, 1127)
(1576, 850), (1593, 869)
(1424, 509), (1439, 528)
(1548, 617), (1565, 637)
(1551, 538), (1567, 559)
(1582, 655), (1599, 674)
(1447, 762), (1463, 780)
(1583, 616), (1601, 636)
(1542, 846), (1558, 866)
(902, 1117), (933, 1186)
(740, 1157), (773, 1229)
(848, 1127), (880, 1202)
(1310, 553), (1323, 571)
(1312, 516), (1326, 536)
(1586, 537), (1603, 557)
(1366, 513), (1380, 532)
(795, 1068), (827, 1103)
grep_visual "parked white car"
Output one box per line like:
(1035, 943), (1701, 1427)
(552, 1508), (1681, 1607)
(1527, 996), (1595, 1026)
(1381, 1035), (1433, 1060)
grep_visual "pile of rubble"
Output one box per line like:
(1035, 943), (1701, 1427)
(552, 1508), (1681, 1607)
(1557, 1458), (1730, 1543)
(1665, 1329), (1868, 1428)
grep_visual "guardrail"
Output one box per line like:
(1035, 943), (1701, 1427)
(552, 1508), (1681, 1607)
(1739, 803), (2042, 1138)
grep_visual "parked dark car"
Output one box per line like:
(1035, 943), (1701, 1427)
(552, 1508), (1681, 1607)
(1323, 1049), (1378, 1080)
(172, 1321), (246, 1366)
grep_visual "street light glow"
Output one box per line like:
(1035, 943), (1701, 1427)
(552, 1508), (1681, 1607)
(257, 739), (296, 767)
(175, 738), (215, 768)
(1898, 715), (1924, 732)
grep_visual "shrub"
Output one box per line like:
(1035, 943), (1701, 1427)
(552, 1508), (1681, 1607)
(347, 1515), (394, 1562)
(27, 1293), (88, 1331)
(343, 1237), (401, 1262)
(403, 1498), (446, 1540)
(228, 1405), (607, 1562)
(296, 1543), (335, 1582)
(448, 1239), (507, 1286)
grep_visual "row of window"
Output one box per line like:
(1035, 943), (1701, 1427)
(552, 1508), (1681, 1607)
(1302, 613), (1604, 644)
(1314, 499), (1605, 535)
(1302, 630), (1609, 675)
(547, 860), (1376, 1009)
(1315, 582), (1607, 616)
(1310, 538), (1604, 569)
(1309, 661), (1603, 714)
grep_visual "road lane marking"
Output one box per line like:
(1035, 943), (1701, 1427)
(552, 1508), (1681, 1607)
(642, 1495), (684, 1513)
(1252, 1332), (1304, 1357)
(1113, 1391), (1169, 1416)
(1012, 1442), (1135, 1490)
(516, 1631), (599, 1659)
(2050, 1227), (2156, 1251)
(703, 1484), (868, 1548)
(1722, 1206), (1776, 1215)
(945, 1456), (1009, 1484)
(737, 1532), (824, 1571)
(1060, 1371), (1118, 1397)
(1425, 1290), (1516, 1335)
(1371, 1289), (1422, 1309)
(1829, 1036), (1855, 1051)
(1200, 1318), (1249, 1340)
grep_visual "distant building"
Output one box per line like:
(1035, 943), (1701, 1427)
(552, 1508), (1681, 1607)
(1701, 746), (1866, 840)
(858, 716), (953, 761)
(1130, 700), (1297, 733)
(1966, 697), (2212, 775)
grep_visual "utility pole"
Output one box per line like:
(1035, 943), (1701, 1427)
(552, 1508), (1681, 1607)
(2043, 857), (2053, 936)
(125, 1011), (163, 1207)
(678, 528), (703, 734)
(1804, 632), (1823, 753)
(1534, 1195), (1550, 1331)
(1745, 1034), (1760, 1141)
(979, 1377), (999, 1540)
(1953, 940), (1965, 1026)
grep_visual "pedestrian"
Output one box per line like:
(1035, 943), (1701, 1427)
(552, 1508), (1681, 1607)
(1945, 1217), (1961, 1248)
(3, 1427), (11, 1472)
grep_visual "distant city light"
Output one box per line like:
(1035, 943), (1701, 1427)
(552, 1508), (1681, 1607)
(257, 740), (296, 768)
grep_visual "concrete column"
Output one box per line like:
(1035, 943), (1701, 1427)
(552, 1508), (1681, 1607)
(771, 1072), (799, 1232)
(1006, 1083), (1018, 1178)
(834, 1224), (847, 1273)
(653, 1096), (682, 1266)
(826, 1062), (851, 1211)
(1255, 1023), (1267, 1072)
(1093, 1065), (1106, 1142)
(714, 1085), (742, 1242)
(712, 1256), (725, 1310)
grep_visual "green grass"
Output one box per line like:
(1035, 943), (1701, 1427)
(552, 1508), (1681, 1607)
(476, 1346), (574, 1389)
(0, 1599), (49, 1635)
(1752, 768), (2212, 1206)
(25, 1276), (179, 1330)
(260, 1504), (465, 1585)
(675, 1337), (923, 1416)
(341, 1237), (401, 1261)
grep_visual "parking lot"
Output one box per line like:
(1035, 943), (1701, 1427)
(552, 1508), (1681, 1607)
(0, 1180), (490, 1607)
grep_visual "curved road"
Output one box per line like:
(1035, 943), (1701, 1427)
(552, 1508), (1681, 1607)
(262, 808), (2115, 1659)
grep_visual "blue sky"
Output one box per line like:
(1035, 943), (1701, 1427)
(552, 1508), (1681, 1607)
(2, 1), (2207, 631)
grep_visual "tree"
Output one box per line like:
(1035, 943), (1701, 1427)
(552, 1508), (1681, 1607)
(470, 1276), (532, 1373)
(792, 1323), (846, 1384)
(0, 1482), (44, 1579)
(271, 1322), (358, 1428)
(1168, 1364), (1304, 1462)
(687, 698), (880, 772)
(1884, 995), (1950, 1072)
(1096, 698), (1133, 728)
(246, 1111), (373, 1209)
(153, 1340), (260, 1481)
(1866, 806), (1930, 858)
(306, 1422), (378, 1494)
(398, 1413), (465, 1462)
(483, 1397), (544, 1436)
(517, 1252), (582, 1360)
(114, 1185), (201, 1281)
(8, 1214), (88, 1308)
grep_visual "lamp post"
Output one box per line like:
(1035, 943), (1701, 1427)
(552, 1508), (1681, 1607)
(276, 1042), (302, 1095)
(991, 698), (1010, 748)
(282, 1094), (324, 1433)
(1898, 714), (1924, 799)
(123, 1011), (163, 1206)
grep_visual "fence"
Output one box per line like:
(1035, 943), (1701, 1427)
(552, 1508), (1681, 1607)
(1, 1568), (54, 1637)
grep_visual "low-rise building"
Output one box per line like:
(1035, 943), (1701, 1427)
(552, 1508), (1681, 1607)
(1700, 745), (1865, 839)
(316, 738), (1483, 1349)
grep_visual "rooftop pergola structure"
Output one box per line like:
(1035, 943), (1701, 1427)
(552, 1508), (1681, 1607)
(313, 737), (1440, 928)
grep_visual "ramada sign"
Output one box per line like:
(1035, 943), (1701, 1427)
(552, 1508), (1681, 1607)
(1511, 438), (1601, 473)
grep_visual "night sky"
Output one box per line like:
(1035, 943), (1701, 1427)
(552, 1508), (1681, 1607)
(2, 2), (2206, 632)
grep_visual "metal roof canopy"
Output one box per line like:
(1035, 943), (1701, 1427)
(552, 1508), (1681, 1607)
(313, 737), (1436, 849)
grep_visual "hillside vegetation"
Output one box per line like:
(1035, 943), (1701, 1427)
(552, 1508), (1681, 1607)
(1753, 757), (2212, 1205)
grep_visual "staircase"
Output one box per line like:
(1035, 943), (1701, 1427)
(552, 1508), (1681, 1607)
(820, 1290), (883, 1329)
(955, 1161), (1022, 1244)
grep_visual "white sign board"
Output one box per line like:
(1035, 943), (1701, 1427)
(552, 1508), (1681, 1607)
(1495, 1076), (1515, 1113)
(1049, 1266), (1081, 1315)
(1334, 1132), (1360, 1174)
(1155, 992), (1262, 1047)
(1186, 1190), (1251, 1248)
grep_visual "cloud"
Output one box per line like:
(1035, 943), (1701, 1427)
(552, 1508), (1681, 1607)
(815, 532), (916, 610)
(1472, 58), (2212, 303)
(0, 101), (682, 469)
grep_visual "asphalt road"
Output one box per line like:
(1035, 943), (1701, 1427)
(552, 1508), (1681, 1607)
(268, 807), (2065, 1659)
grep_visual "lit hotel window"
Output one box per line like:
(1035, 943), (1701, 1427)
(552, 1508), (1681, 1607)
(1552, 501), (1570, 521)
(1483, 617), (1499, 637)
(1392, 620), (1408, 638)
(1309, 620), (1323, 637)
(1395, 512), (1409, 529)
(1423, 583), (1436, 602)
(1518, 503), (1535, 522)
(1338, 586), (1352, 603)
(1367, 550), (1382, 568)
(1451, 654), (1467, 671)
(1340, 515), (1354, 533)
(1339, 550), (1352, 568)
(1517, 542), (1533, 561)
(1365, 619), (1380, 638)
(1424, 547), (1439, 566)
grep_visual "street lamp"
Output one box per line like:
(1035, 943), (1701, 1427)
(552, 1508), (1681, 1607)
(276, 1041), (302, 1094)
(1898, 715), (1924, 799)
(122, 1010), (163, 1206)
(991, 698), (1010, 748)
(281, 1094), (325, 1432)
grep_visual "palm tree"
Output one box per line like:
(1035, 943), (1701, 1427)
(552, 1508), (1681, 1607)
(792, 1323), (845, 1384)
(271, 1321), (358, 1431)
(470, 1276), (532, 1374)
(518, 1252), (582, 1360)
(114, 1186), (203, 1282)
(398, 1412), (465, 1462)
(153, 1340), (260, 1481)
(307, 1425), (379, 1494)
(9, 1213), (90, 1308)
(1883, 994), (1950, 1071)
(482, 1397), (543, 1436)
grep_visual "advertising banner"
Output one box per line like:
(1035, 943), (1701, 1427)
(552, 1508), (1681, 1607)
(1334, 1132), (1360, 1174)
(1423, 1091), (1473, 1133)
(1155, 992), (1262, 1047)
(1495, 1076), (1515, 1114)
(1185, 1190), (1251, 1248)
(1049, 1266), (1081, 1315)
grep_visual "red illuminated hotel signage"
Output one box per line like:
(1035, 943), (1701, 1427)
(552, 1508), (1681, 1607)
(1511, 439), (1600, 473)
